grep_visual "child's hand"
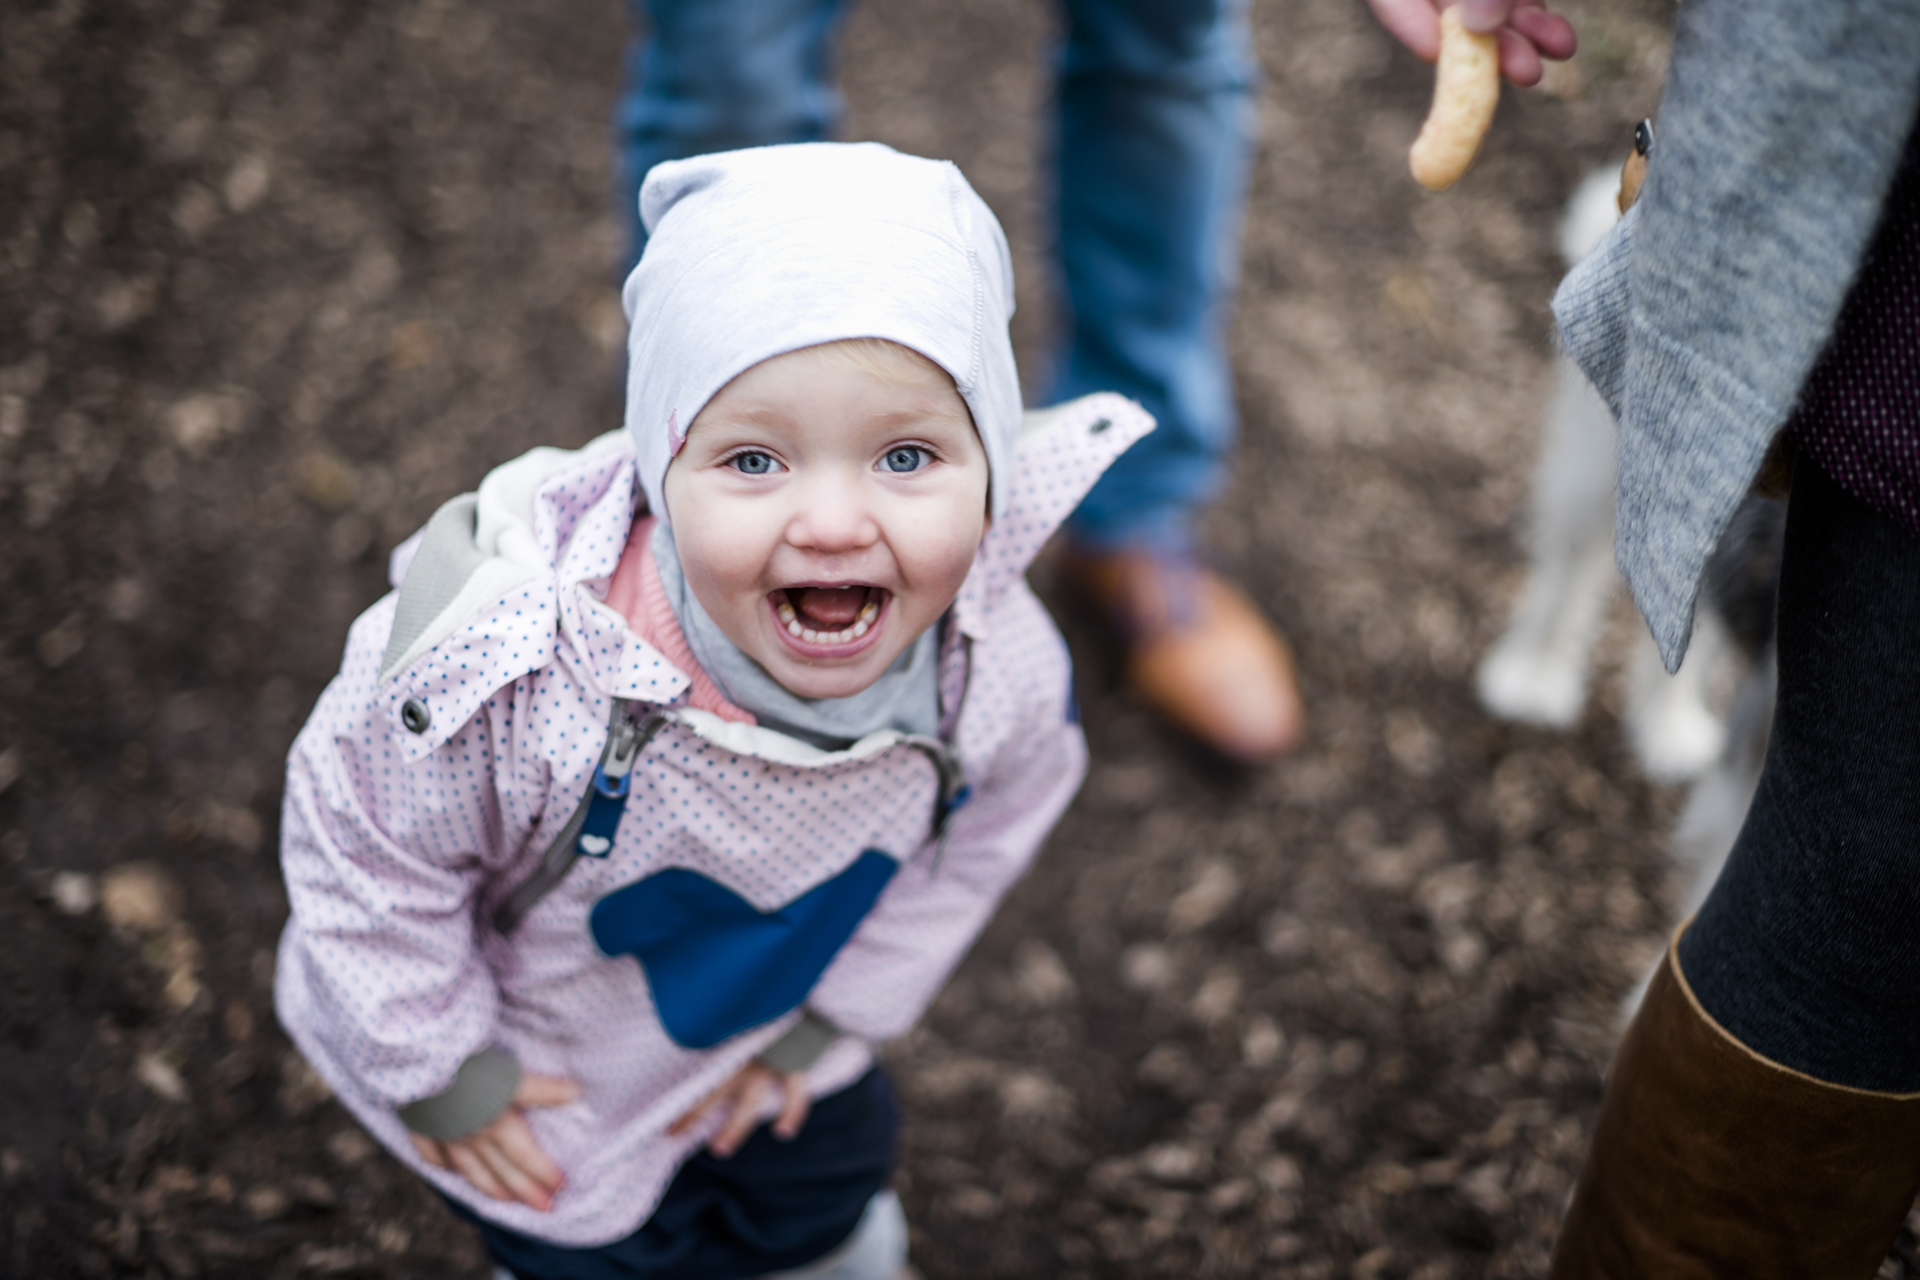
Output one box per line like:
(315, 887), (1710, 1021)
(1367, 0), (1575, 88)
(409, 1073), (580, 1212)
(668, 1060), (811, 1158)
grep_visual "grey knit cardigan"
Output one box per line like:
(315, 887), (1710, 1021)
(1553, 0), (1920, 669)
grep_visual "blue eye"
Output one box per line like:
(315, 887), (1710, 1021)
(729, 451), (776, 475)
(881, 446), (928, 474)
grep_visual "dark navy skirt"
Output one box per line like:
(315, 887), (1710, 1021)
(447, 1068), (898, 1280)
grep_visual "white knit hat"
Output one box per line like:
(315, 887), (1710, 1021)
(621, 142), (1021, 524)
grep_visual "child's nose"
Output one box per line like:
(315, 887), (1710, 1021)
(784, 471), (881, 554)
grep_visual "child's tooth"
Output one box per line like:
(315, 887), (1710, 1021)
(787, 619), (804, 637)
(777, 602), (795, 622)
(858, 601), (878, 622)
(852, 619), (869, 637)
(803, 628), (820, 643)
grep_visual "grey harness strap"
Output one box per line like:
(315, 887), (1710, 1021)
(490, 709), (969, 934)
(380, 495), (486, 684)
(492, 700), (668, 935)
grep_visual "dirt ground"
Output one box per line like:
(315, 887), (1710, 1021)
(8, 1), (1897, 1277)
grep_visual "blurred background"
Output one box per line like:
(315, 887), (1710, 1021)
(0, 0), (1693, 1275)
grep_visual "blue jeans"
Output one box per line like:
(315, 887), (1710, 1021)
(615, 0), (1257, 547)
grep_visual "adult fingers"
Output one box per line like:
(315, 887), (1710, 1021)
(772, 1074), (812, 1141)
(1366, 0), (1441, 62)
(1510, 5), (1576, 60)
(1453, 0), (1517, 35)
(472, 1133), (556, 1212)
(1495, 26), (1544, 87)
(1369, 0), (1573, 79)
(514, 1073), (581, 1110)
(708, 1074), (770, 1159)
(409, 1134), (451, 1170)
(447, 1141), (512, 1203)
(492, 1111), (566, 1195)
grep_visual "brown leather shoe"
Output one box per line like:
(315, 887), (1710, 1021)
(1062, 544), (1305, 762)
(1550, 930), (1920, 1280)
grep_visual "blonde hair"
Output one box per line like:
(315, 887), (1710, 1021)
(807, 338), (955, 389)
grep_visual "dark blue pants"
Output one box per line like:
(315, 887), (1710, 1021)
(452, 1068), (899, 1280)
(614, 0), (1258, 548)
(1680, 459), (1920, 1090)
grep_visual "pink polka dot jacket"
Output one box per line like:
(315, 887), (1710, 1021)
(274, 393), (1151, 1246)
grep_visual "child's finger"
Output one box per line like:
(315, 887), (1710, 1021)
(473, 1135), (557, 1212)
(492, 1112), (567, 1194)
(667, 1078), (734, 1136)
(446, 1141), (512, 1203)
(708, 1075), (770, 1158)
(771, 1073), (811, 1140)
(514, 1073), (581, 1110)
(408, 1134), (451, 1171)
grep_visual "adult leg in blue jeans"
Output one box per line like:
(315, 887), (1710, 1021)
(615, 0), (849, 272)
(1050, 0), (1252, 545)
(614, 0), (1304, 761)
(1047, 0), (1302, 761)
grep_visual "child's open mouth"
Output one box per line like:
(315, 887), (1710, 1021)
(771, 585), (887, 651)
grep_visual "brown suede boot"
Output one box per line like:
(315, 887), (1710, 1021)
(1550, 932), (1920, 1280)
(1061, 544), (1304, 762)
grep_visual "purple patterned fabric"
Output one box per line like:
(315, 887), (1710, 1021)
(1788, 125), (1920, 537)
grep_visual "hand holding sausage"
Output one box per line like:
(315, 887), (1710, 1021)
(1367, 0), (1576, 88)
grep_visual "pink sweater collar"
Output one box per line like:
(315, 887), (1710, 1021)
(602, 514), (756, 725)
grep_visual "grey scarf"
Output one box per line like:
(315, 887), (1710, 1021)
(650, 520), (941, 751)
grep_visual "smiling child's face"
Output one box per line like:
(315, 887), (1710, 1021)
(662, 340), (989, 702)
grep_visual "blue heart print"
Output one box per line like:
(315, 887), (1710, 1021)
(589, 850), (899, 1049)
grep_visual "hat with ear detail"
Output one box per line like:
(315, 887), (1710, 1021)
(620, 142), (1021, 526)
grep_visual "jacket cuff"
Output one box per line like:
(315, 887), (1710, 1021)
(397, 1047), (521, 1140)
(757, 1011), (840, 1073)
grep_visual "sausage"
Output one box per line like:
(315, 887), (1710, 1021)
(1409, 7), (1500, 193)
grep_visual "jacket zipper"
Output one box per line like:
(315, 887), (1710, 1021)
(491, 706), (968, 934)
(492, 700), (666, 935)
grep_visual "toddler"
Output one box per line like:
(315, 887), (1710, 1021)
(274, 142), (1150, 1279)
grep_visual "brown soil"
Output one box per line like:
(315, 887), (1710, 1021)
(8, 1), (1909, 1277)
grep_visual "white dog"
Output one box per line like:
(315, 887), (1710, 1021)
(1616, 649), (1775, 1019)
(1475, 169), (1734, 782)
(1475, 169), (1794, 1021)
